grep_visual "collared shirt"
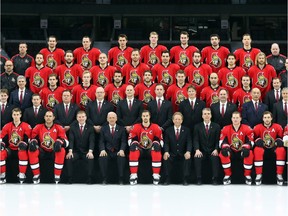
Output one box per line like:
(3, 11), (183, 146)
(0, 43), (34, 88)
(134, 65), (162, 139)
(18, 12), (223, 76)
(220, 101), (227, 114)
(203, 121), (211, 128)
(18, 88), (26, 100)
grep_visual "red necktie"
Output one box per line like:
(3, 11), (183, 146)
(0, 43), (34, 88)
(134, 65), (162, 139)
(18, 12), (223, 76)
(157, 99), (161, 111)
(255, 102), (258, 112)
(191, 100), (194, 110)
(285, 102), (288, 116)
(276, 90), (279, 102)
(111, 126), (115, 136)
(221, 104), (225, 117)
(1, 104), (5, 114)
(65, 105), (69, 116)
(129, 100), (132, 110)
(19, 91), (23, 104)
(176, 128), (179, 140)
(34, 107), (38, 116)
(205, 124), (209, 135)
(80, 125), (83, 134)
(98, 101), (102, 112)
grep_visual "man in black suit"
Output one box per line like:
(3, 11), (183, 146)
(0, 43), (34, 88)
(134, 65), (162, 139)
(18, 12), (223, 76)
(264, 77), (282, 112)
(211, 89), (237, 129)
(242, 88), (268, 128)
(65, 110), (95, 184)
(193, 108), (221, 185)
(23, 93), (47, 128)
(163, 112), (192, 185)
(147, 83), (172, 132)
(9, 76), (33, 112)
(116, 85), (143, 133)
(54, 90), (80, 132)
(98, 112), (127, 184)
(179, 85), (205, 133)
(0, 89), (15, 128)
(273, 87), (288, 128)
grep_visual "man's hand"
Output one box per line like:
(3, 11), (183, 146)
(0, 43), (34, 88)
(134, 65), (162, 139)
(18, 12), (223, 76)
(163, 152), (170, 160)
(86, 150), (94, 159)
(117, 150), (125, 157)
(99, 150), (107, 157)
(211, 149), (218, 156)
(66, 151), (73, 159)
(194, 150), (202, 158)
(94, 126), (101, 133)
(184, 151), (191, 160)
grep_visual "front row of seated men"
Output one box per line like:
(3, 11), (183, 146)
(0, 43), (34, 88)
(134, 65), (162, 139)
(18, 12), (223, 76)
(0, 107), (287, 185)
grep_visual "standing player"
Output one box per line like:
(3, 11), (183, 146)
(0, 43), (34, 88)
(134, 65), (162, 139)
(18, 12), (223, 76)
(0, 108), (31, 184)
(232, 75), (252, 112)
(201, 34), (230, 73)
(140, 31), (167, 68)
(128, 110), (163, 185)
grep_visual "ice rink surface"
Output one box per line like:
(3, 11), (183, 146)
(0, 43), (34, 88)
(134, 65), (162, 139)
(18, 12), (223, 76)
(0, 184), (287, 216)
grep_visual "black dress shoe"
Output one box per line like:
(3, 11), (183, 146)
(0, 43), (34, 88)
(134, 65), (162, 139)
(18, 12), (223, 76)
(119, 177), (124, 185)
(183, 179), (189, 186)
(86, 177), (93, 185)
(212, 177), (218, 185)
(197, 178), (202, 185)
(163, 181), (170, 185)
(102, 179), (107, 185)
(67, 178), (73, 184)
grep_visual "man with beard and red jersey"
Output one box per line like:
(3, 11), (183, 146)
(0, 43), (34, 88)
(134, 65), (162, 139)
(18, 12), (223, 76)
(28, 110), (68, 184)
(248, 52), (277, 101)
(11, 42), (35, 76)
(72, 70), (97, 110)
(166, 70), (189, 112)
(185, 51), (212, 97)
(0, 108), (31, 184)
(200, 72), (225, 107)
(234, 33), (261, 72)
(151, 50), (180, 91)
(73, 36), (101, 71)
(201, 34), (230, 73)
(90, 53), (115, 88)
(267, 43), (286, 75)
(232, 75), (252, 112)
(40, 35), (65, 70)
(218, 53), (246, 99)
(219, 111), (254, 185)
(134, 70), (156, 109)
(55, 50), (81, 91)
(140, 31), (167, 69)
(25, 53), (53, 93)
(122, 48), (150, 86)
(104, 70), (127, 108)
(170, 31), (199, 70)
(39, 73), (65, 111)
(128, 110), (163, 185)
(253, 111), (285, 186)
(108, 34), (133, 71)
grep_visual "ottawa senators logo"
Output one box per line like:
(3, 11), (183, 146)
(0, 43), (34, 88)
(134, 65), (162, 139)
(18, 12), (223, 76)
(81, 54), (92, 69)
(63, 70), (75, 86)
(175, 90), (186, 105)
(97, 72), (108, 87)
(129, 70), (140, 85)
(243, 95), (251, 104)
(192, 70), (204, 86)
(41, 132), (54, 150)
(111, 91), (122, 106)
(231, 134), (243, 151)
(140, 132), (152, 149)
(210, 52), (221, 68)
(47, 94), (59, 109)
(178, 52), (189, 67)
(32, 72), (44, 88)
(211, 92), (219, 104)
(256, 72), (268, 88)
(80, 92), (91, 108)
(226, 73), (238, 88)
(263, 132), (275, 149)
(46, 54), (57, 69)
(143, 90), (154, 104)
(242, 54), (253, 70)
(116, 53), (127, 68)
(9, 131), (21, 146)
(160, 70), (172, 85)
(148, 51), (159, 66)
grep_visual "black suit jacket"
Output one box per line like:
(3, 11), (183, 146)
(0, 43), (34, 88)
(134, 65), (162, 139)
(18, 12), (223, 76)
(164, 126), (192, 157)
(273, 101), (287, 128)
(211, 102), (237, 129)
(147, 99), (172, 131)
(54, 103), (80, 127)
(179, 99), (206, 132)
(22, 106), (48, 128)
(86, 100), (114, 126)
(99, 124), (127, 154)
(1, 103), (15, 128)
(264, 89), (282, 112)
(9, 89), (33, 112)
(116, 98), (143, 126)
(242, 101), (268, 128)
(68, 121), (95, 154)
(193, 122), (221, 153)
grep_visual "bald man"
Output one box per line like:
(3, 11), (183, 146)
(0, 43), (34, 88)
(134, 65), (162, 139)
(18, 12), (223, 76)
(1, 60), (19, 94)
(267, 43), (286, 75)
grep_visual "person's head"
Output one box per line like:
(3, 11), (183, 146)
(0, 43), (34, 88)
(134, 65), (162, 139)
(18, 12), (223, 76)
(180, 31), (189, 45)
(149, 31), (159, 44)
(48, 35), (57, 49)
(16, 76), (26, 89)
(270, 43), (280, 56)
(202, 108), (212, 122)
(32, 94), (41, 106)
(241, 75), (251, 88)
(64, 50), (74, 63)
(242, 33), (252, 47)
(176, 70), (186, 84)
(193, 51), (202, 64)
(99, 53), (108, 65)
(76, 110), (87, 125)
(82, 71), (91, 85)
(131, 49), (140, 62)
(172, 112), (183, 127)
(12, 108), (22, 122)
(282, 87), (288, 101)
(113, 70), (123, 83)
(251, 88), (261, 101)
(285, 58), (288, 70)
(231, 111), (242, 125)
(219, 89), (228, 103)
(255, 52), (267, 66)
(187, 85), (196, 99)
(95, 87), (105, 100)
(62, 90), (72, 104)
(143, 70), (152, 83)
(35, 53), (44, 65)
(82, 36), (92, 50)
(125, 85), (135, 98)
(48, 73), (58, 87)
(227, 53), (236, 66)
(0, 89), (9, 103)
(19, 42), (28, 55)
(44, 111), (55, 124)
(209, 72), (219, 85)
(141, 110), (151, 124)
(118, 34), (128, 48)
(155, 83), (165, 97)
(4, 60), (14, 73)
(272, 77), (281, 90)
(210, 34), (220, 46)
(262, 111), (273, 126)
(107, 111), (117, 126)
(161, 50), (170, 63)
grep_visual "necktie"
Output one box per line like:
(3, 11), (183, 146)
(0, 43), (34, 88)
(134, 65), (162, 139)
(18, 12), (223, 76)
(65, 105), (69, 116)
(221, 104), (225, 117)
(19, 91), (23, 104)
(205, 124), (209, 135)
(34, 107), (38, 116)
(98, 101), (102, 112)
(1, 104), (5, 114)
(80, 125), (83, 134)
(276, 90), (279, 102)
(285, 102), (288, 116)
(129, 100), (132, 110)
(255, 102), (258, 112)
(111, 126), (115, 136)
(176, 128), (179, 140)
(157, 99), (161, 111)
(191, 100), (194, 110)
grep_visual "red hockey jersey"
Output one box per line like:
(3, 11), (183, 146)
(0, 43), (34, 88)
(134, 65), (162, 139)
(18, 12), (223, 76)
(90, 65), (115, 88)
(140, 44), (167, 68)
(40, 48), (65, 70)
(55, 63), (81, 90)
(25, 66), (53, 93)
(254, 123), (283, 149)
